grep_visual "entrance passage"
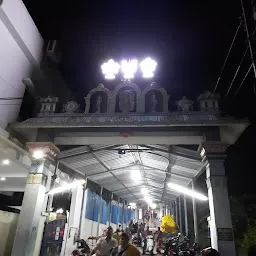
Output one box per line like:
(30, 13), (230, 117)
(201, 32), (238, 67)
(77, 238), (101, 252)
(59, 144), (204, 206)
(58, 144), (205, 240)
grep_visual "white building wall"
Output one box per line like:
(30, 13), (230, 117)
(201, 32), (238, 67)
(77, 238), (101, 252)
(0, 0), (43, 129)
(0, 210), (19, 256)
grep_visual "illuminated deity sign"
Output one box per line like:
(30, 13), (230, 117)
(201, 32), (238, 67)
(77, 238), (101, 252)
(101, 58), (157, 80)
(101, 59), (120, 79)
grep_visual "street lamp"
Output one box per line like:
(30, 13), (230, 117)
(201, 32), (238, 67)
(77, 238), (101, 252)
(32, 150), (45, 160)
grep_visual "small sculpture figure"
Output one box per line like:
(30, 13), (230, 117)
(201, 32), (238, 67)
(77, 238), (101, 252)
(119, 90), (132, 113)
(177, 96), (193, 111)
(95, 95), (102, 113)
(197, 91), (220, 111)
(152, 94), (158, 112)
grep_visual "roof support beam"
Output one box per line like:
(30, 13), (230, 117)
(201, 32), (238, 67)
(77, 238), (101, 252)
(112, 185), (142, 193)
(87, 164), (138, 177)
(88, 146), (139, 201)
(140, 144), (201, 161)
(58, 145), (118, 159)
(161, 150), (171, 202)
(143, 164), (192, 179)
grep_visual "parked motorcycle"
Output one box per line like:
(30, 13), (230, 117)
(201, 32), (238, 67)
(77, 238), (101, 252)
(132, 233), (142, 247)
(71, 239), (90, 256)
(162, 236), (178, 256)
(201, 247), (220, 256)
(162, 234), (199, 256)
(142, 235), (155, 255)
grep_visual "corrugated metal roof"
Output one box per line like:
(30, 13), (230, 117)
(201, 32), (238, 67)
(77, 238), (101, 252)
(61, 144), (204, 203)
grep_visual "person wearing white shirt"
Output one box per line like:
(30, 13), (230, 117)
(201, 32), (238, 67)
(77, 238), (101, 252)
(91, 226), (117, 256)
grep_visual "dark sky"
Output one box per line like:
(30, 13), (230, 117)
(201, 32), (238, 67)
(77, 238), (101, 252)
(22, 0), (256, 196)
(23, 0), (243, 97)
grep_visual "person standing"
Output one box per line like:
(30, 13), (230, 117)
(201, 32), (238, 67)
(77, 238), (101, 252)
(91, 226), (117, 256)
(110, 232), (141, 256)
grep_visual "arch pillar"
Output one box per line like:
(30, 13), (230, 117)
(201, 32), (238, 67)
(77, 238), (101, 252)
(12, 142), (59, 256)
(200, 142), (235, 256)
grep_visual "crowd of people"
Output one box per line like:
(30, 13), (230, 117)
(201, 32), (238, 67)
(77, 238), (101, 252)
(91, 226), (140, 256)
(90, 221), (163, 256)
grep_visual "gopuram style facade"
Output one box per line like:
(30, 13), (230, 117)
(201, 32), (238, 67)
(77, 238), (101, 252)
(38, 81), (220, 116)
(10, 80), (249, 256)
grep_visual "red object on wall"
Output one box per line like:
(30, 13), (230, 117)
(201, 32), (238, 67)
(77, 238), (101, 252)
(120, 133), (131, 137)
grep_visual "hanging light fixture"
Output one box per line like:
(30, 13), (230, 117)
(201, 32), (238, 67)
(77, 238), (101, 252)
(168, 183), (208, 201)
(48, 180), (85, 195)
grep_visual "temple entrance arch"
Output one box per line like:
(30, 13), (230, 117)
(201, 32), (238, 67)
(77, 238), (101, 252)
(10, 83), (249, 256)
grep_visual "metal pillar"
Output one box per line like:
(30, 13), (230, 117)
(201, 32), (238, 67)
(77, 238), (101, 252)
(109, 193), (113, 225)
(78, 178), (87, 239)
(178, 195), (182, 233)
(183, 195), (188, 237)
(78, 180), (87, 239)
(175, 200), (178, 225)
(171, 202), (174, 216)
(97, 187), (103, 236)
(46, 161), (59, 212)
(122, 202), (125, 230)
(192, 181), (198, 243)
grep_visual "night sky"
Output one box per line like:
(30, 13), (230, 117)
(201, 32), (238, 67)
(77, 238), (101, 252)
(22, 0), (256, 196)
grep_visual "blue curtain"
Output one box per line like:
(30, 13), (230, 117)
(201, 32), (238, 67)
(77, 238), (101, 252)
(127, 208), (131, 221)
(101, 200), (110, 224)
(131, 209), (135, 220)
(111, 203), (118, 224)
(124, 208), (127, 223)
(93, 193), (99, 221)
(85, 188), (94, 220)
(118, 205), (123, 223)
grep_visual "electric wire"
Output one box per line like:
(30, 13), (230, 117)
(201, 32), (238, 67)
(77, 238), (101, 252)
(225, 28), (256, 96)
(240, 0), (256, 94)
(214, 19), (243, 92)
(235, 63), (253, 95)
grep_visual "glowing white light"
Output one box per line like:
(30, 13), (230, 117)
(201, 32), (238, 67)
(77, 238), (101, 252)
(140, 58), (157, 78)
(56, 208), (64, 214)
(141, 188), (149, 194)
(129, 203), (136, 209)
(131, 170), (142, 181)
(101, 59), (120, 79)
(168, 183), (208, 201)
(121, 59), (138, 79)
(48, 180), (85, 195)
(2, 159), (10, 165)
(32, 150), (44, 160)
(144, 196), (153, 204)
(1, 177), (6, 181)
(150, 203), (157, 209)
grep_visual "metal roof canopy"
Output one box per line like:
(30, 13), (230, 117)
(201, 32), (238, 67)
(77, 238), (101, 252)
(58, 144), (205, 204)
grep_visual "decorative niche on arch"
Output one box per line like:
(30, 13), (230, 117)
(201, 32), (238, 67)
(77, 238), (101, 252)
(110, 81), (143, 113)
(197, 91), (220, 112)
(39, 96), (58, 114)
(142, 82), (169, 113)
(84, 84), (112, 113)
(145, 89), (163, 112)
